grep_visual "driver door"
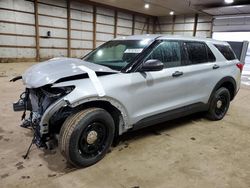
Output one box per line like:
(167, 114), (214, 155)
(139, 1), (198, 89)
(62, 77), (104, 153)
(128, 40), (196, 124)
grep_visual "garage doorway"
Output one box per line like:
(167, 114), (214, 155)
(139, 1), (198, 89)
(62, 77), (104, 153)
(213, 32), (250, 86)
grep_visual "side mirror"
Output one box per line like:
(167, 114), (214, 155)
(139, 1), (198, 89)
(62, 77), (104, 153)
(140, 59), (164, 72)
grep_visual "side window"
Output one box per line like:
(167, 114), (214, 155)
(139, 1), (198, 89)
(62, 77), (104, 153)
(214, 44), (236, 60)
(186, 42), (208, 64)
(207, 46), (216, 62)
(146, 41), (181, 68)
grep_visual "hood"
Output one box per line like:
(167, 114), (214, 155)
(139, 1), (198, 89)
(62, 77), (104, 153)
(22, 57), (118, 88)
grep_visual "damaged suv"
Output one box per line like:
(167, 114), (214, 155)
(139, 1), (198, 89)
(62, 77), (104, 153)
(13, 35), (242, 167)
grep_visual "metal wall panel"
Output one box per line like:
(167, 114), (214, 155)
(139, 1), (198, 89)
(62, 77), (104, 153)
(118, 12), (132, 20)
(70, 2), (93, 12)
(71, 49), (91, 58)
(39, 27), (67, 38)
(40, 49), (67, 58)
(71, 30), (93, 40)
(96, 24), (113, 32)
(96, 33), (113, 41)
(39, 15), (67, 28)
(71, 11), (93, 22)
(0, 9), (34, 24)
(0, 48), (36, 58)
(40, 38), (67, 48)
(174, 31), (193, 36)
(96, 14), (114, 25)
(71, 40), (93, 49)
(195, 31), (210, 37)
(117, 18), (132, 27)
(0, 23), (35, 35)
(117, 27), (132, 35)
(96, 41), (105, 47)
(213, 16), (250, 32)
(0, 35), (35, 46)
(0, 0), (34, 13)
(97, 7), (114, 17)
(0, 0), (154, 61)
(71, 20), (93, 31)
(38, 3), (67, 18)
(158, 14), (212, 37)
(39, 0), (67, 7)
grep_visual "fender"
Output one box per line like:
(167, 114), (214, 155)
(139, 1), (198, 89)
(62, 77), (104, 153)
(69, 96), (131, 133)
(208, 76), (237, 105)
(39, 96), (130, 136)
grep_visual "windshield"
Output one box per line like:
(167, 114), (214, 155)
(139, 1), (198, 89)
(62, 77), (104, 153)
(83, 39), (152, 71)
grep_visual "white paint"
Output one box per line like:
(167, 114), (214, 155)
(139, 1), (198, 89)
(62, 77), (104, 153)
(124, 48), (143, 53)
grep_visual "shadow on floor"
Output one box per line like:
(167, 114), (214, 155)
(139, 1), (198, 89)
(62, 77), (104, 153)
(39, 112), (205, 173)
(117, 112), (205, 144)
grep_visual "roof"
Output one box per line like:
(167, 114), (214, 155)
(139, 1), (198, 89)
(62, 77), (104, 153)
(113, 34), (227, 45)
(112, 34), (161, 41)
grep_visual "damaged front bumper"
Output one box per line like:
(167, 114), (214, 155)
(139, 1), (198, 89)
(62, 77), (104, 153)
(13, 86), (73, 149)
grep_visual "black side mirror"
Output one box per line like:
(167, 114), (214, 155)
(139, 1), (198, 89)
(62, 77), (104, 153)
(140, 59), (164, 72)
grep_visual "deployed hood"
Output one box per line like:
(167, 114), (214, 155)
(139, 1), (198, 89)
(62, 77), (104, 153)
(22, 57), (118, 88)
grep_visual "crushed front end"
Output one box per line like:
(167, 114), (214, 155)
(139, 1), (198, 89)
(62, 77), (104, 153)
(13, 85), (74, 149)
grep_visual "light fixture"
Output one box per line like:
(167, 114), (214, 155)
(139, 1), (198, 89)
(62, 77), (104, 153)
(224, 0), (234, 4)
(144, 3), (149, 9)
(169, 11), (174, 15)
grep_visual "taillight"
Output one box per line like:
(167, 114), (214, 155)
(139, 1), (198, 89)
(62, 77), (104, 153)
(236, 63), (244, 72)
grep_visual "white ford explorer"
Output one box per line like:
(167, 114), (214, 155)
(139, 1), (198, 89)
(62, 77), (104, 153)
(12, 35), (243, 167)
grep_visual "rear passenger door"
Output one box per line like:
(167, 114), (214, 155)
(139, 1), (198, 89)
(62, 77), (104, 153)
(182, 41), (219, 104)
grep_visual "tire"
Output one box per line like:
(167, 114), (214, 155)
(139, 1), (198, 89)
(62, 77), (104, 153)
(206, 87), (230, 121)
(59, 107), (115, 168)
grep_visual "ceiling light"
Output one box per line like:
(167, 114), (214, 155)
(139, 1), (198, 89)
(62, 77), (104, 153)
(224, 0), (234, 4)
(144, 3), (149, 9)
(170, 11), (174, 15)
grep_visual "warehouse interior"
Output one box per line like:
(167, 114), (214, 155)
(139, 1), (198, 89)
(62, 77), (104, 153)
(0, 0), (250, 187)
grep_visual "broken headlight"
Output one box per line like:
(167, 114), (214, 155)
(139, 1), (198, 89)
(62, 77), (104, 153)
(41, 85), (75, 98)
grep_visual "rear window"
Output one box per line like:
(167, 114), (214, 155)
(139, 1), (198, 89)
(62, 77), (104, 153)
(214, 44), (236, 60)
(185, 42), (216, 64)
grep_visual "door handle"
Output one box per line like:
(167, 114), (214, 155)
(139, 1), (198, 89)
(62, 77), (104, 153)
(213, 64), (220, 69)
(172, 71), (183, 77)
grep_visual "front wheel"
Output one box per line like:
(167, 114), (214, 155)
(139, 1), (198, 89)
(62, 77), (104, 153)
(206, 87), (230, 121)
(59, 108), (115, 168)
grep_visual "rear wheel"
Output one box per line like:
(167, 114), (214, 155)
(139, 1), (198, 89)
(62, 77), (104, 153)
(206, 87), (230, 121)
(59, 108), (115, 167)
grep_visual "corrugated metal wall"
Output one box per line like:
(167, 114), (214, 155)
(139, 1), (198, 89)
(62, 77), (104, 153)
(0, 0), (36, 62)
(213, 16), (250, 32)
(0, 0), (154, 62)
(156, 14), (213, 38)
(0, 0), (215, 63)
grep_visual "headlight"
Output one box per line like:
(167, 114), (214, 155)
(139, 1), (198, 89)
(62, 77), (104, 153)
(41, 85), (75, 98)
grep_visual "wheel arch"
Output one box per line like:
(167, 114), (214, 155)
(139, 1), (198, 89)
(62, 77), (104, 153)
(69, 97), (130, 136)
(209, 76), (237, 104)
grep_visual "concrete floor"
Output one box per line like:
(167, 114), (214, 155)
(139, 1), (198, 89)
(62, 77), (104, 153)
(0, 62), (250, 188)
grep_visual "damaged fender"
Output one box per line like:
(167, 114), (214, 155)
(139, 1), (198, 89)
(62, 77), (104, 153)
(39, 65), (130, 136)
